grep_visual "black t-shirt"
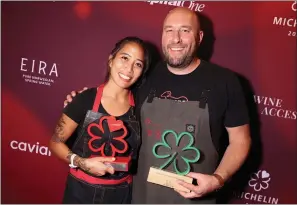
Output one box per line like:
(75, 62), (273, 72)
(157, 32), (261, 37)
(63, 87), (138, 178)
(64, 88), (131, 123)
(135, 60), (249, 155)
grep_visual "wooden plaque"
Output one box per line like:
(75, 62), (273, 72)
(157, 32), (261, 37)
(147, 167), (193, 192)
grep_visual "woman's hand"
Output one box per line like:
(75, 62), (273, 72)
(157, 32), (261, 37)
(76, 156), (116, 176)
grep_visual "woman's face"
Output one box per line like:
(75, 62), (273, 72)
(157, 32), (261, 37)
(109, 42), (145, 89)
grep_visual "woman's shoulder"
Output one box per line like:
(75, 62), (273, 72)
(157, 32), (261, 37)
(66, 87), (97, 109)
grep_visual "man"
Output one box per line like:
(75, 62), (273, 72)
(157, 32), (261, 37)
(64, 7), (251, 204)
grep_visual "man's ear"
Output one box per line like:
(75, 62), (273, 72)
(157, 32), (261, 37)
(198, 31), (204, 45)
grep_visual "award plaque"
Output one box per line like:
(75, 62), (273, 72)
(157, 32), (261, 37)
(147, 130), (200, 192)
(87, 116), (131, 172)
(105, 156), (132, 172)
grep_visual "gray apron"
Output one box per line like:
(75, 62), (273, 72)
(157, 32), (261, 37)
(132, 88), (219, 204)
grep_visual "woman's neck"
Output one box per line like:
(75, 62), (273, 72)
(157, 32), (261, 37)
(103, 80), (129, 101)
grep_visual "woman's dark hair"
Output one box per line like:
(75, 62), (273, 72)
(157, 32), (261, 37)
(104, 36), (151, 89)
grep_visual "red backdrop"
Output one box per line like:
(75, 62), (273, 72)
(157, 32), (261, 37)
(2, 1), (296, 204)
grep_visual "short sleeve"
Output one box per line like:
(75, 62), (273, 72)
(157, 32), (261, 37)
(63, 88), (96, 124)
(224, 73), (249, 127)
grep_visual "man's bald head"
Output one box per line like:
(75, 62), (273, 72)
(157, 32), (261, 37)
(161, 7), (203, 69)
(163, 7), (201, 35)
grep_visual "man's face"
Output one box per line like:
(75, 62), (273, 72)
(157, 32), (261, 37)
(162, 10), (202, 69)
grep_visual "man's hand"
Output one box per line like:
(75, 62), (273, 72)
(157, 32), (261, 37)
(174, 172), (222, 199)
(63, 87), (88, 107)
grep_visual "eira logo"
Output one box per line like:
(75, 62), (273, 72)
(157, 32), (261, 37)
(20, 57), (59, 86)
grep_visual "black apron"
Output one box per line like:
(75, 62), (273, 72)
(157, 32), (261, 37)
(63, 85), (140, 204)
(132, 88), (219, 204)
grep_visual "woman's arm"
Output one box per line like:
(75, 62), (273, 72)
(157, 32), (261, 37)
(49, 114), (78, 164)
(49, 113), (115, 175)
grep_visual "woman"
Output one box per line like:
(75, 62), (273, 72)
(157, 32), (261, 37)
(49, 36), (150, 204)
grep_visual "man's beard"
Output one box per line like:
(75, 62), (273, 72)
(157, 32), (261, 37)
(163, 47), (196, 69)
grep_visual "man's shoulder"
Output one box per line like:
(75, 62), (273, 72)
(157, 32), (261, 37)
(200, 60), (238, 83)
(142, 61), (167, 86)
(202, 61), (235, 75)
(150, 61), (167, 76)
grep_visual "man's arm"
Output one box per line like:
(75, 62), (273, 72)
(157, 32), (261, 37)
(214, 124), (251, 183)
(176, 72), (251, 198)
(214, 72), (251, 183)
(175, 124), (251, 198)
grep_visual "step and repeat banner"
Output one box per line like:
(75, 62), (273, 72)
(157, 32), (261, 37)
(2, 1), (296, 204)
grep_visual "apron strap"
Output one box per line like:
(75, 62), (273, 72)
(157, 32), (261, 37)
(199, 89), (210, 109)
(129, 91), (135, 107)
(92, 84), (104, 112)
(92, 84), (135, 112)
(146, 88), (156, 103)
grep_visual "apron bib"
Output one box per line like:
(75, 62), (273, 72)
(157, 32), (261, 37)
(70, 84), (140, 183)
(132, 88), (219, 203)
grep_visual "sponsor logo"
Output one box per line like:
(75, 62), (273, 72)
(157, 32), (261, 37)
(10, 140), (51, 156)
(248, 170), (271, 192)
(147, 1), (206, 12)
(20, 57), (59, 87)
(272, 1), (296, 37)
(254, 95), (296, 120)
(233, 170), (279, 204)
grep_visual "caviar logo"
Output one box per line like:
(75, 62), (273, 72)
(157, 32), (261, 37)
(147, 1), (206, 12)
(10, 140), (52, 156)
(20, 57), (59, 87)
